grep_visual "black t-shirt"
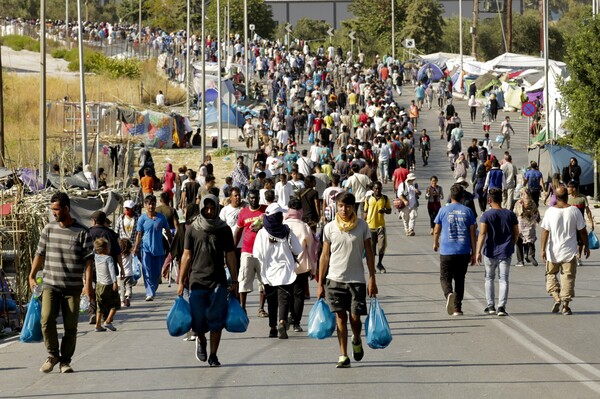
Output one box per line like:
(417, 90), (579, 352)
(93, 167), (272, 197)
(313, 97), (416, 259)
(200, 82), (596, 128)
(184, 224), (235, 290)
(467, 145), (479, 163)
(300, 188), (320, 224)
(89, 225), (121, 274)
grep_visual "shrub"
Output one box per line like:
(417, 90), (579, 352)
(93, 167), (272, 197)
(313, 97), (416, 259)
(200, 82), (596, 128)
(0, 35), (40, 52)
(67, 49), (141, 79)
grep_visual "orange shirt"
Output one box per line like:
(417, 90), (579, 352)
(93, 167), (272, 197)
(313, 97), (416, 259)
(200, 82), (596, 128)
(141, 176), (154, 194)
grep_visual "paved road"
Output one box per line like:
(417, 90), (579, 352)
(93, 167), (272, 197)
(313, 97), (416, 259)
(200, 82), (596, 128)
(2, 93), (600, 399)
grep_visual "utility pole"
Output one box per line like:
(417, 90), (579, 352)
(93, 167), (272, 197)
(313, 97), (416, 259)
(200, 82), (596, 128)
(244, 0), (249, 98)
(217, 0), (223, 148)
(472, 0), (478, 58)
(0, 44), (4, 167)
(506, 0), (513, 52)
(40, 0), (47, 181)
(201, 0), (206, 163)
(391, 0), (395, 61)
(77, 0), (87, 165)
(185, 0), (190, 116)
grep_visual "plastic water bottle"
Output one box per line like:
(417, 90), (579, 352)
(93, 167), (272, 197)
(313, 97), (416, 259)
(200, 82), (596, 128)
(32, 273), (43, 299)
(79, 295), (90, 314)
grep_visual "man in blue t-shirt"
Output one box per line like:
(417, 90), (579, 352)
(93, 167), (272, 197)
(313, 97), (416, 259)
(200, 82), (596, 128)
(433, 184), (477, 316)
(523, 161), (544, 207)
(475, 188), (519, 317)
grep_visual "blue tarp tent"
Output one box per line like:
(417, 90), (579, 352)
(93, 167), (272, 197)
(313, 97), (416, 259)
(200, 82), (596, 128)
(529, 144), (594, 195)
(417, 63), (444, 83)
(200, 102), (245, 128)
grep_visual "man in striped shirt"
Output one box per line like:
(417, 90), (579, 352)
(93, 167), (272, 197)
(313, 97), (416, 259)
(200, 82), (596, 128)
(28, 192), (94, 374)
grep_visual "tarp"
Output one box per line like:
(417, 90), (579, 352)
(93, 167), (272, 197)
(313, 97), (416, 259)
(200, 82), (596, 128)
(50, 191), (124, 228)
(120, 110), (174, 149)
(473, 73), (502, 93)
(482, 53), (567, 77)
(529, 145), (594, 194)
(199, 102), (245, 128)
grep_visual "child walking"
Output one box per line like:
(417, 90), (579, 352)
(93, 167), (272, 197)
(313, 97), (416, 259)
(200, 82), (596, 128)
(94, 238), (120, 332)
(118, 238), (135, 307)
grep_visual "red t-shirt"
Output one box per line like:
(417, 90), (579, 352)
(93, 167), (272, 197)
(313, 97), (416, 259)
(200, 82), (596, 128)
(393, 167), (409, 190)
(236, 206), (267, 254)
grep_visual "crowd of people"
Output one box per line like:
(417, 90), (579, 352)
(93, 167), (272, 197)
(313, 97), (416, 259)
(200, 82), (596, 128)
(25, 39), (597, 373)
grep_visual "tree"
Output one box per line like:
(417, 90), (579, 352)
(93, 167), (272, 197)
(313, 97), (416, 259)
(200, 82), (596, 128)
(439, 17), (473, 58)
(145, 0), (186, 32)
(559, 13), (600, 160)
(205, 0), (276, 40)
(400, 0), (445, 54)
(293, 18), (330, 43)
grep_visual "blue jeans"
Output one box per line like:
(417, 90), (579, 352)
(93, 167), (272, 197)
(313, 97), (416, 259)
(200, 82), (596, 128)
(483, 256), (511, 308)
(141, 251), (165, 297)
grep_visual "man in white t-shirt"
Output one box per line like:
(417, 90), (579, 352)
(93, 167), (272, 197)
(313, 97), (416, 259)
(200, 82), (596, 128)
(219, 187), (246, 263)
(345, 164), (371, 217)
(540, 186), (589, 315)
(276, 129), (289, 147)
(274, 173), (294, 207)
(156, 90), (165, 106)
(243, 118), (255, 149)
(297, 149), (313, 177)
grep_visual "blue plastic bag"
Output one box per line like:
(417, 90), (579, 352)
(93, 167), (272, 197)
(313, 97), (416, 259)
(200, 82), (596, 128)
(365, 298), (392, 349)
(133, 256), (142, 281)
(225, 296), (249, 333)
(308, 132), (315, 144)
(20, 295), (43, 343)
(166, 296), (192, 337)
(307, 298), (336, 339)
(589, 231), (600, 250)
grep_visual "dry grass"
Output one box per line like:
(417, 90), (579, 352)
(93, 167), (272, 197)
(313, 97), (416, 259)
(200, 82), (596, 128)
(2, 59), (186, 168)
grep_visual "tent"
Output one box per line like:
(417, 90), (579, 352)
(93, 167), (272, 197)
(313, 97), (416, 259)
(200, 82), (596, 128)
(473, 73), (502, 93)
(199, 102), (245, 128)
(528, 144), (594, 195)
(417, 63), (444, 83)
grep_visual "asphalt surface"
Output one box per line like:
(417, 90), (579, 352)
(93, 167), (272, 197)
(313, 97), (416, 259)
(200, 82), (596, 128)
(2, 91), (600, 399)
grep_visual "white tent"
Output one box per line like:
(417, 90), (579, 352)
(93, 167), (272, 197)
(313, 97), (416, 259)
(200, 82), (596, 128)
(482, 52), (567, 78)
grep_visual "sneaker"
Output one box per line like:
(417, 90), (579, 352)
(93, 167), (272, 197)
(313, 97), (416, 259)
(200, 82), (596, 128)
(145, 296), (153, 302)
(531, 258), (539, 267)
(60, 363), (74, 373)
(409, 230), (415, 236)
(268, 327), (278, 338)
(208, 354), (221, 367)
(551, 301), (561, 313)
(497, 307), (508, 316)
(258, 309), (269, 318)
(293, 324), (303, 332)
(89, 315), (96, 325)
(577, 258), (582, 266)
(40, 356), (59, 373)
(183, 333), (197, 341)
(562, 305), (572, 316)
(195, 339), (208, 362)
(121, 301), (127, 307)
(377, 264), (387, 273)
(484, 306), (496, 315)
(336, 355), (351, 368)
(515, 262), (524, 267)
(524, 256), (530, 263)
(277, 322), (288, 339)
(351, 336), (364, 362)
(103, 323), (117, 332)
(446, 292), (456, 315)
(453, 307), (463, 316)
(95, 327), (107, 332)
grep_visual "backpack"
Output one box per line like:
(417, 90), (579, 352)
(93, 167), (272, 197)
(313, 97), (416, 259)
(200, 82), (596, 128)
(447, 138), (458, 155)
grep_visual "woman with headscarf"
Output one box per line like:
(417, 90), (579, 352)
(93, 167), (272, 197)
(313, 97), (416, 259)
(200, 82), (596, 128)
(514, 188), (541, 267)
(253, 203), (303, 339)
(177, 194), (238, 366)
(453, 152), (469, 180)
(161, 163), (177, 206)
(283, 198), (317, 332)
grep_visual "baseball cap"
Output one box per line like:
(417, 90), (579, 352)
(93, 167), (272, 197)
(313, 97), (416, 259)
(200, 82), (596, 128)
(123, 200), (135, 209)
(265, 203), (288, 216)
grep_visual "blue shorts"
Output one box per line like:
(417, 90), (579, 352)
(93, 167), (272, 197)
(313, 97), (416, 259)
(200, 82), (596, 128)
(189, 285), (228, 334)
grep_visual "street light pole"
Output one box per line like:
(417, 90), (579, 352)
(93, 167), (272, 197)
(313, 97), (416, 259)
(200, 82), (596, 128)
(77, 0), (87, 166)
(459, 0), (464, 93)
(244, 0), (249, 98)
(201, 0), (206, 163)
(40, 0), (47, 180)
(185, 0), (190, 116)
(391, 0), (395, 61)
(217, 0), (223, 148)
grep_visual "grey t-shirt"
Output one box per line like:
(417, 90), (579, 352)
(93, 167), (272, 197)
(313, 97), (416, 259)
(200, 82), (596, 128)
(323, 218), (371, 284)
